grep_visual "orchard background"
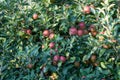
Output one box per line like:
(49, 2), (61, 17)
(0, 0), (120, 80)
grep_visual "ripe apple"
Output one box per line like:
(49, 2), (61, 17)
(33, 13), (38, 20)
(49, 33), (55, 39)
(78, 22), (85, 29)
(77, 29), (84, 36)
(43, 30), (50, 37)
(26, 29), (32, 35)
(69, 27), (77, 35)
(83, 6), (91, 14)
(49, 42), (55, 49)
(53, 55), (60, 62)
(60, 56), (66, 63)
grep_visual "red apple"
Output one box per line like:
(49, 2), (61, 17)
(49, 33), (55, 39)
(49, 42), (55, 49)
(60, 56), (66, 63)
(26, 29), (31, 35)
(83, 6), (91, 14)
(33, 13), (38, 20)
(78, 22), (85, 29)
(77, 30), (84, 36)
(53, 55), (60, 62)
(69, 27), (77, 35)
(43, 30), (50, 37)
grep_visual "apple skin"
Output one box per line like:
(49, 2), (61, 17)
(59, 56), (66, 63)
(69, 27), (77, 35)
(53, 55), (60, 62)
(42, 45), (45, 49)
(89, 24), (96, 32)
(77, 30), (84, 36)
(78, 22), (85, 29)
(33, 13), (38, 20)
(49, 33), (55, 39)
(83, 30), (89, 35)
(90, 54), (97, 62)
(91, 31), (97, 37)
(43, 30), (50, 37)
(49, 42), (55, 49)
(27, 64), (33, 69)
(26, 29), (32, 35)
(83, 6), (91, 14)
(74, 62), (80, 67)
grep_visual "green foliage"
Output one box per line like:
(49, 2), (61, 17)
(0, 0), (120, 80)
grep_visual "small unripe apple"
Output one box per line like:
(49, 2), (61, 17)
(49, 33), (55, 39)
(83, 6), (91, 14)
(42, 45), (45, 49)
(54, 48), (58, 52)
(69, 27), (77, 35)
(99, 36), (104, 42)
(89, 25), (96, 32)
(111, 39), (117, 43)
(53, 61), (58, 66)
(49, 42), (55, 49)
(53, 55), (60, 62)
(60, 56), (66, 63)
(91, 31), (97, 37)
(77, 30), (84, 36)
(102, 44), (111, 49)
(101, 78), (106, 80)
(90, 4), (95, 9)
(27, 64), (33, 69)
(82, 76), (86, 79)
(90, 54), (97, 62)
(26, 29), (32, 35)
(32, 13), (38, 20)
(93, 62), (99, 67)
(43, 30), (50, 37)
(78, 22), (85, 29)
(74, 62), (80, 67)
(84, 60), (90, 64)
(83, 30), (89, 35)
(99, 31), (105, 34)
